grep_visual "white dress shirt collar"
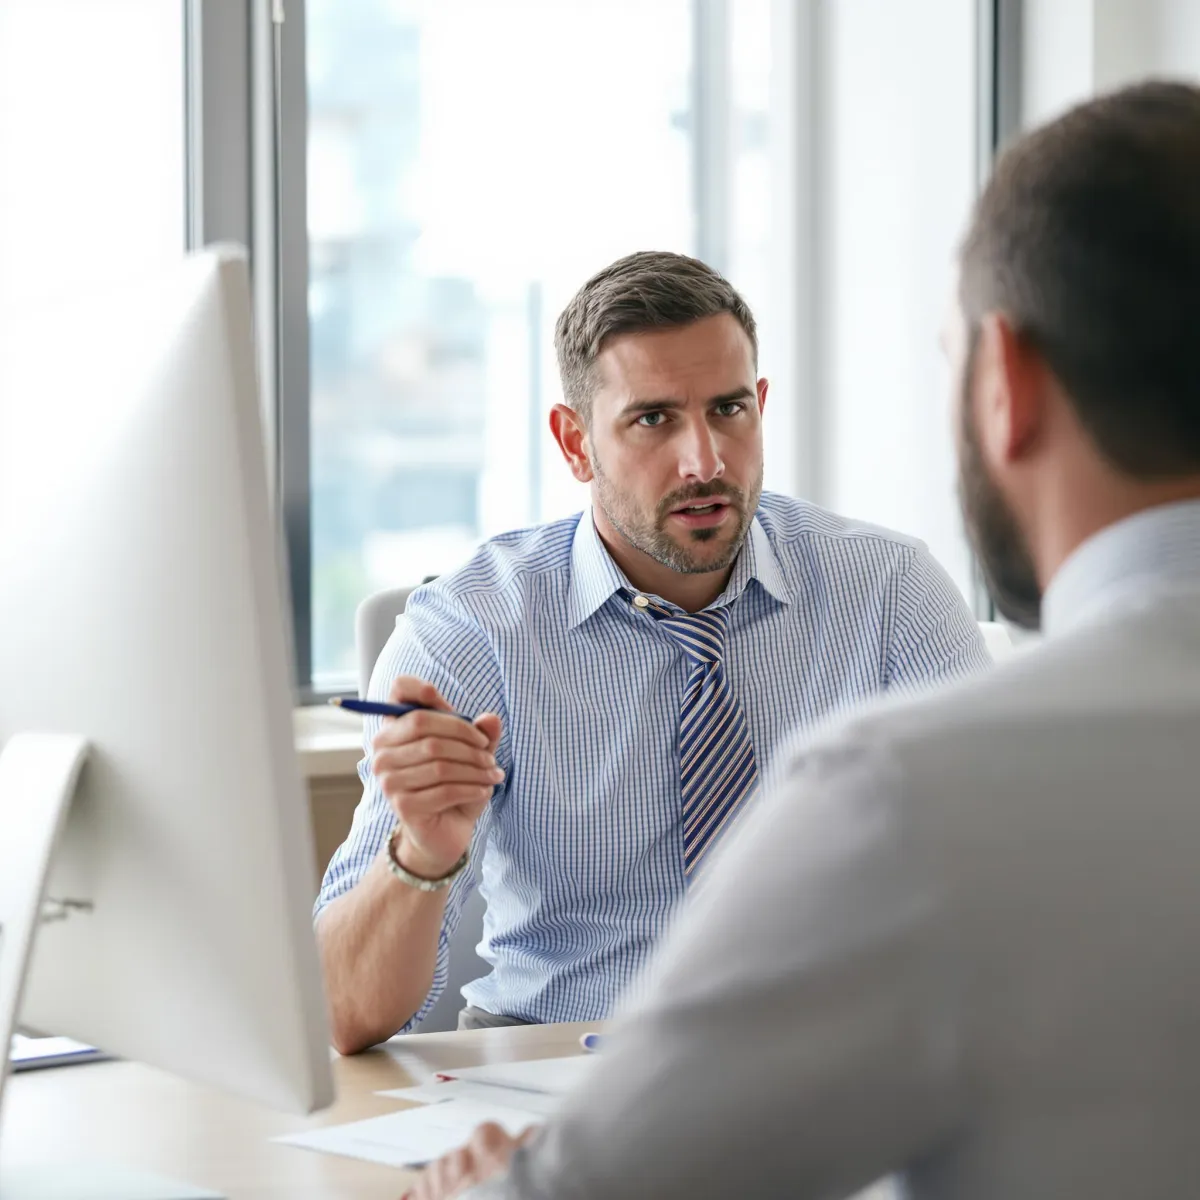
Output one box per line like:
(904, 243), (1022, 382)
(567, 506), (791, 630)
(1043, 498), (1200, 638)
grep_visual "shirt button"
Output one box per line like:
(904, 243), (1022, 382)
(632, 595), (650, 609)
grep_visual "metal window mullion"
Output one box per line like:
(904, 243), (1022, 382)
(994, 0), (1023, 145)
(972, 0), (999, 619)
(183, 0), (252, 253)
(268, 0), (313, 698)
(250, 1), (282, 501)
(185, 0), (312, 694)
(781, 0), (823, 505)
(693, 0), (732, 272)
(971, 0), (1022, 620)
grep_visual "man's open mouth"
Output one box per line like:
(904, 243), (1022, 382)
(667, 498), (734, 529)
(673, 501), (728, 516)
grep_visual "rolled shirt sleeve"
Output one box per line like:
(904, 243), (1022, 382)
(313, 583), (508, 1033)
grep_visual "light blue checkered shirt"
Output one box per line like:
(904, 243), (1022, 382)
(315, 492), (990, 1029)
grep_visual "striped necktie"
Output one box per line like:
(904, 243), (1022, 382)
(626, 592), (759, 877)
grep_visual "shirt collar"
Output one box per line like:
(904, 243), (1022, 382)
(566, 512), (632, 629)
(1042, 498), (1200, 638)
(717, 515), (792, 608)
(566, 508), (792, 630)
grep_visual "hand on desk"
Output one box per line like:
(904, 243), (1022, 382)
(372, 676), (505, 878)
(402, 1122), (537, 1200)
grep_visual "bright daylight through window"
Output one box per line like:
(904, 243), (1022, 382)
(306, 0), (771, 690)
(0, 1), (184, 312)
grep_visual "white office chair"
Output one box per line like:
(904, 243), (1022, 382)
(354, 584), (490, 1034)
(355, 585), (416, 700)
(979, 619), (1014, 662)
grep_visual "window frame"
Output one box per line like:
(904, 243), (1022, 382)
(971, 0), (1022, 620)
(185, 0), (317, 697)
(284, 0), (805, 700)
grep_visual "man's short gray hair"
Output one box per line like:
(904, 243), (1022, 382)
(554, 251), (758, 422)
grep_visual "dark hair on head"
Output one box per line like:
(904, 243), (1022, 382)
(960, 79), (1200, 477)
(554, 251), (758, 422)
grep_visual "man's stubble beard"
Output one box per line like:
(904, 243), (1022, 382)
(591, 451), (763, 576)
(956, 337), (1043, 630)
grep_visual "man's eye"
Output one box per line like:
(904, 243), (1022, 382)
(717, 401), (744, 417)
(637, 412), (665, 427)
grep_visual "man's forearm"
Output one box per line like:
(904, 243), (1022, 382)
(317, 852), (451, 1054)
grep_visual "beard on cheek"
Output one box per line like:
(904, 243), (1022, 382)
(593, 465), (762, 577)
(957, 358), (1043, 630)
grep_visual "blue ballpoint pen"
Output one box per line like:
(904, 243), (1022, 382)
(329, 697), (473, 722)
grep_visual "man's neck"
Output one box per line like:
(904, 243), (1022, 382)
(1036, 473), (1200, 589)
(594, 521), (735, 613)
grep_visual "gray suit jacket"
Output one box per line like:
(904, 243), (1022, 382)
(476, 560), (1200, 1196)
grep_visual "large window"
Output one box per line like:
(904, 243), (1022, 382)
(304, 0), (775, 691)
(1, 1), (999, 700)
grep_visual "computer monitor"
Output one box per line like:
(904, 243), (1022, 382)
(0, 248), (334, 1194)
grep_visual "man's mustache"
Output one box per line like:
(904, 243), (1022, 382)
(657, 482), (744, 521)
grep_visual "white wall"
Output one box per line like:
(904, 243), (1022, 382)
(1022, 0), (1200, 129)
(1021, 0), (1097, 127)
(803, 0), (1200, 610)
(811, 0), (978, 602)
(0, 0), (184, 312)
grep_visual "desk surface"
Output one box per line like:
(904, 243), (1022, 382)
(2, 1022), (594, 1199)
(294, 705), (364, 779)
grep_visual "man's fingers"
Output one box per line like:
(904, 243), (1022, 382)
(372, 737), (499, 774)
(387, 675), (454, 712)
(470, 1122), (529, 1170)
(404, 1124), (523, 1200)
(408, 1146), (470, 1200)
(474, 712), (503, 754)
(376, 758), (504, 794)
(388, 783), (496, 818)
(373, 707), (490, 752)
(471, 1122), (515, 1150)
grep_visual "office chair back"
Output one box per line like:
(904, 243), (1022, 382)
(354, 586), (416, 699)
(979, 619), (1015, 662)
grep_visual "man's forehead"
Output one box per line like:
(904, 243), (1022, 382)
(594, 315), (755, 388)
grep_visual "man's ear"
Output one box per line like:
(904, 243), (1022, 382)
(974, 313), (1045, 469)
(549, 403), (594, 483)
(756, 377), (768, 416)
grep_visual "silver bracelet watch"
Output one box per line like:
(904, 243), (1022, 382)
(384, 826), (469, 892)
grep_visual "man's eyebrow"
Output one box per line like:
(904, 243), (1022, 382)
(618, 387), (755, 418)
(619, 397), (687, 417)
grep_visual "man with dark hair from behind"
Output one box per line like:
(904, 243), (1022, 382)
(408, 80), (1200, 1200)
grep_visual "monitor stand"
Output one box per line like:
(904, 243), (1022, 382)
(0, 734), (224, 1200)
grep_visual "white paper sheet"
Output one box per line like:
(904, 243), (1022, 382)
(274, 1099), (543, 1169)
(376, 1079), (461, 1104)
(9, 1033), (108, 1071)
(377, 1078), (562, 1116)
(446, 1055), (598, 1096)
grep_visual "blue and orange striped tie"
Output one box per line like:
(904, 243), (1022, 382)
(628, 593), (759, 877)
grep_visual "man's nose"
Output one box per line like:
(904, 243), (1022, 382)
(676, 418), (725, 483)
